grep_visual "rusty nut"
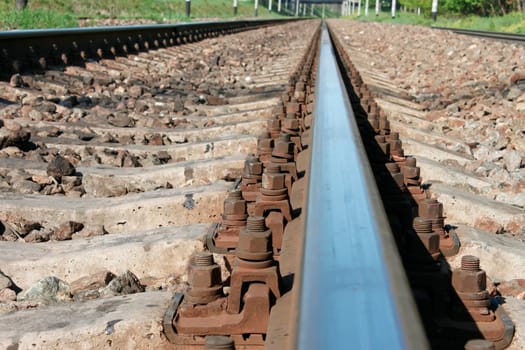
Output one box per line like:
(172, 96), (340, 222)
(224, 198), (246, 215)
(262, 172), (285, 190)
(274, 139), (294, 155)
(419, 199), (443, 219)
(267, 119), (280, 130)
(189, 264), (222, 288)
(257, 138), (273, 150)
(418, 232), (440, 255)
(286, 102), (299, 114)
(402, 166), (420, 179)
(237, 229), (272, 261)
(452, 269), (486, 293)
(283, 118), (299, 130)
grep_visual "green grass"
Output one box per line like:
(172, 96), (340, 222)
(0, 0), (287, 30)
(0, 8), (77, 29)
(346, 10), (525, 33)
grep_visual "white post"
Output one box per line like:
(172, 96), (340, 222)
(269, 0), (272, 12)
(417, 7), (420, 15)
(322, 3), (325, 18)
(358, 0), (362, 15)
(375, 0), (380, 15)
(365, 0), (369, 15)
(311, 3), (314, 15)
(303, 3), (306, 15)
(278, 0), (281, 12)
(233, 0), (238, 15)
(391, 0), (396, 17)
(295, 0), (299, 16)
(255, 0), (259, 16)
(431, 0), (438, 20)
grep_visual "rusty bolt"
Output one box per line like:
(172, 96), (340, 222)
(273, 136), (294, 157)
(453, 255), (486, 293)
(451, 255), (493, 320)
(405, 157), (417, 167)
(389, 139), (404, 156)
(385, 162), (405, 190)
(223, 190), (246, 216)
(258, 136), (274, 150)
(419, 198), (443, 219)
(375, 135), (390, 155)
(186, 252), (222, 304)
(385, 162), (400, 173)
(386, 132), (399, 141)
(286, 102), (300, 115)
(413, 217), (440, 256)
(401, 158), (420, 179)
(244, 154), (263, 176)
(282, 118), (299, 131)
(379, 117), (390, 131)
(236, 216), (273, 261)
(267, 118), (280, 130)
(262, 164), (285, 190)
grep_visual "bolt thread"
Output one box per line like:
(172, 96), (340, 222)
(266, 163), (281, 174)
(194, 252), (214, 266)
(413, 217), (433, 233)
(461, 255), (480, 271)
(227, 189), (242, 199)
(247, 216), (266, 232)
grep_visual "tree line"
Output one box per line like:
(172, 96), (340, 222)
(395, 0), (524, 16)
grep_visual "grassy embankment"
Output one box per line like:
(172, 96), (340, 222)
(348, 10), (525, 33)
(0, 0), (282, 29)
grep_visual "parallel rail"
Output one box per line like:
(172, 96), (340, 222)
(0, 19), (298, 76)
(432, 26), (525, 43)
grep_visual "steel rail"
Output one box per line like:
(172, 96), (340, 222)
(0, 18), (300, 75)
(432, 26), (525, 43)
(294, 24), (428, 349)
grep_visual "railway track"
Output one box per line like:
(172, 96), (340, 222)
(432, 27), (525, 44)
(0, 19), (518, 349)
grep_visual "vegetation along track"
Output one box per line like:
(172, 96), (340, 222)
(0, 18), (520, 349)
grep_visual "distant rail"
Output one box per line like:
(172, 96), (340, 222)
(0, 19), (299, 76)
(432, 26), (525, 43)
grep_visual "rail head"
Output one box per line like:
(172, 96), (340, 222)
(294, 25), (428, 349)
